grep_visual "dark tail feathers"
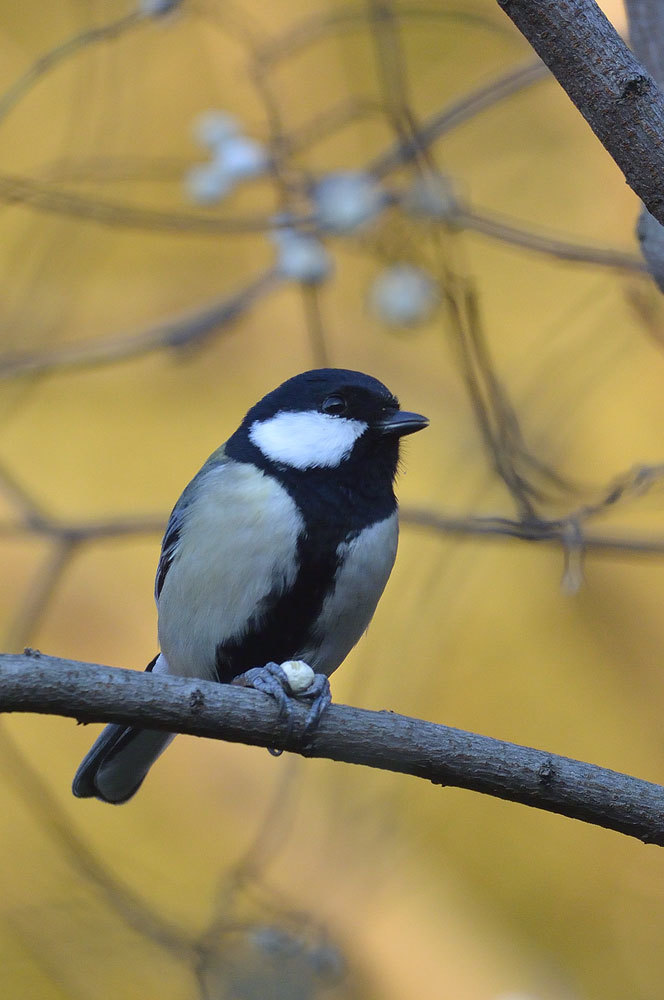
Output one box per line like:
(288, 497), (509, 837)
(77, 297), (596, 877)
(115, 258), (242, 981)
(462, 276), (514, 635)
(72, 724), (175, 804)
(72, 653), (174, 804)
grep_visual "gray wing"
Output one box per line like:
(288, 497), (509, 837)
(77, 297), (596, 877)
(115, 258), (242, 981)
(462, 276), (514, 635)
(155, 504), (184, 601)
(154, 445), (228, 602)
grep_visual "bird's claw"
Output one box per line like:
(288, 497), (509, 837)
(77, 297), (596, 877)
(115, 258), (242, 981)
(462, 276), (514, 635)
(232, 662), (295, 722)
(297, 672), (332, 733)
(232, 661), (332, 740)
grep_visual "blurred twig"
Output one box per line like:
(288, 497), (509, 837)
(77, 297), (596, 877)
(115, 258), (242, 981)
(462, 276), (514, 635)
(402, 463), (664, 591)
(0, 52), (637, 284)
(441, 269), (574, 517)
(0, 171), (283, 232)
(370, 57), (548, 177)
(0, 270), (280, 380)
(367, 0), (558, 520)
(0, 461), (165, 542)
(253, 3), (511, 67)
(2, 540), (75, 652)
(2, 651), (664, 846)
(456, 206), (646, 272)
(0, 725), (194, 959)
(401, 508), (664, 557)
(0, 11), (142, 126)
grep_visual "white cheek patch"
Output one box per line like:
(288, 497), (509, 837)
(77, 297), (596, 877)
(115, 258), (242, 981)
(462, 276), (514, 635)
(249, 411), (368, 469)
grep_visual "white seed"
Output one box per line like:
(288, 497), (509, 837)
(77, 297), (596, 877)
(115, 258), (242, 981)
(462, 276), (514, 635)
(272, 230), (332, 283)
(139, 0), (181, 16)
(280, 660), (315, 693)
(184, 162), (234, 204)
(313, 171), (385, 232)
(370, 264), (438, 326)
(214, 135), (269, 180)
(192, 110), (240, 150)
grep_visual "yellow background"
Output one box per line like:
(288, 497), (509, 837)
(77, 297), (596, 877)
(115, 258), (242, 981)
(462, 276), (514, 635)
(2, 2), (664, 998)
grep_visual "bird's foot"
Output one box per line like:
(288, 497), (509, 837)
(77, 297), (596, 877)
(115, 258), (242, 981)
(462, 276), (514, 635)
(232, 660), (332, 747)
(294, 670), (332, 732)
(232, 661), (295, 721)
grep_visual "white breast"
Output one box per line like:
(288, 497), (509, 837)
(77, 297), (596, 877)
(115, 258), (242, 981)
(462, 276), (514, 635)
(300, 511), (399, 675)
(157, 462), (304, 679)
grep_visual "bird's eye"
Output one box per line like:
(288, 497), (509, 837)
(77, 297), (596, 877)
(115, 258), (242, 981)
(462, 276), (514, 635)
(321, 394), (347, 416)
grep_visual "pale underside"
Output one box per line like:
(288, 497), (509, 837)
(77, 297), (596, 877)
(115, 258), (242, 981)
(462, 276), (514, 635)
(157, 460), (398, 680)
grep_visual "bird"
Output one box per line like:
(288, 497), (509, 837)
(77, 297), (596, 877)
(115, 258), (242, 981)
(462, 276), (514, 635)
(72, 368), (428, 803)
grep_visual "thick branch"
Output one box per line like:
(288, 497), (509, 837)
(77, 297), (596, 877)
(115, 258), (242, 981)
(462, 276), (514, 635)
(495, 0), (664, 227)
(2, 652), (663, 846)
(625, 0), (664, 86)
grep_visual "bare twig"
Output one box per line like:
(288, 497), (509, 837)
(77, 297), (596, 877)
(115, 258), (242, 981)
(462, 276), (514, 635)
(3, 652), (664, 846)
(401, 507), (664, 557)
(253, 4), (511, 68)
(457, 206), (646, 272)
(0, 724), (193, 957)
(369, 58), (548, 177)
(0, 12), (141, 126)
(0, 172), (287, 233)
(0, 271), (279, 380)
(3, 540), (74, 653)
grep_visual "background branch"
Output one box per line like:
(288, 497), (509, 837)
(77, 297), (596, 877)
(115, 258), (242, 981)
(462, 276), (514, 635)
(3, 651), (664, 847)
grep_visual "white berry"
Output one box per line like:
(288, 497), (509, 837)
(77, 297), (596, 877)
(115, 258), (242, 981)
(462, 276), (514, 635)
(272, 230), (332, 283)
(184, 162), (234, 204)
(280, 660), (315, 693)
(139, 0), (181, 15)
(214, 135), (269, 181)
(370, 264), (438, 326)
(313, 171), (384, 232)
(192, 110), (240, 150)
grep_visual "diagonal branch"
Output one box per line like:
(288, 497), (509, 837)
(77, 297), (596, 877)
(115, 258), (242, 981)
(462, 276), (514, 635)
(2, 652), (663, 846)
(494, 0), (664, 227)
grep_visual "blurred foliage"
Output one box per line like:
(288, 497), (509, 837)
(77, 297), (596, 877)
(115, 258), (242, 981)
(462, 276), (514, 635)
(2, 1), (664, 999)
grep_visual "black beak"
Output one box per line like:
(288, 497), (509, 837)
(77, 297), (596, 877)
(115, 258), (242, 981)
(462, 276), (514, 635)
(377, 410), (429, 437)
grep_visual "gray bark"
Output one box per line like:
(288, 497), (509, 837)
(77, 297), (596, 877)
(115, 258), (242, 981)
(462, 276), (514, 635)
(495, 0), (664, 226)
(2, 651), (664, 846)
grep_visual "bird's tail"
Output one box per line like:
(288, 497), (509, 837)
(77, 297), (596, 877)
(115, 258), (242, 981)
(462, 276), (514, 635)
(72, 655), (175, 804)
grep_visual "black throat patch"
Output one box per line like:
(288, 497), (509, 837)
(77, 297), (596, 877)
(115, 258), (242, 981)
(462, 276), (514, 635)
(216, 426), (399, 680)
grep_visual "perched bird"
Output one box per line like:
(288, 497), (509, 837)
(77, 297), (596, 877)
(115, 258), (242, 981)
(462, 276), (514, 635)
(72, 368), (428, 803)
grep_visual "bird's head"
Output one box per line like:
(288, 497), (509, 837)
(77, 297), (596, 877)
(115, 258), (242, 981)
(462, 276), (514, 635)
(227, 369), (428, 481)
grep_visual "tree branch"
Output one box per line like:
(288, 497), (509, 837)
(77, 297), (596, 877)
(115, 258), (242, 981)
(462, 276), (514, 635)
(494, 0), (664, 227)
(3, 652), (663, 846)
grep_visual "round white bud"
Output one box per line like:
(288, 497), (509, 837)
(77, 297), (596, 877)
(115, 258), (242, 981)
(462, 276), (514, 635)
(370, 264), (438, 326)
(192, 110), (240, 150)
(139, 0), (181, 16)
(313, 171), (384, 232)
(184, 162), (234, 204)
(272, 230), (332, 284)
(214, 135), (269, 181)
(280, 660), (315, 694)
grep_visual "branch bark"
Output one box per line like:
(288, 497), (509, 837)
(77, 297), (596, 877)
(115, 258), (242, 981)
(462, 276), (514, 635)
(3, 651), (664, 846)
(494, 0), (664, 227)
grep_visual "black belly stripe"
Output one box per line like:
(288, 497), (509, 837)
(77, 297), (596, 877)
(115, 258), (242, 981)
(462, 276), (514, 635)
(210, 445), (398, 682)
(215, 532), (343, 682)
